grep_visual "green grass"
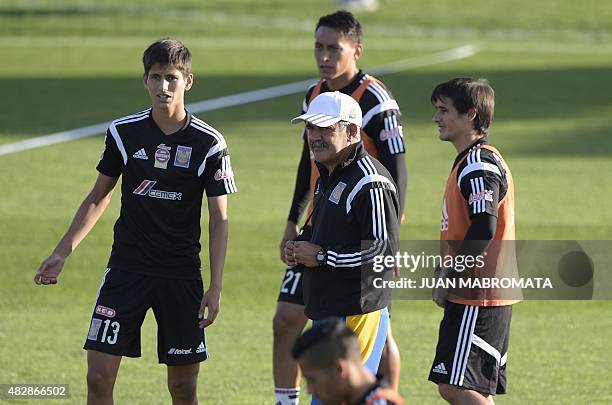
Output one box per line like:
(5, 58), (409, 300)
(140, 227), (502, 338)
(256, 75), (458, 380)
(1, 0), (612, 403)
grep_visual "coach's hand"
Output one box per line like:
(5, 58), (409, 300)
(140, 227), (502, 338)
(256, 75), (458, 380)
(284, 240), (298, 267)
(34, 253), (65, 285)
(199, 287), (221, 328)
(292, 241), (322, 268)
(280, 221), (299, 264)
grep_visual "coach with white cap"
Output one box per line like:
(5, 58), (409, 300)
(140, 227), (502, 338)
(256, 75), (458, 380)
(285, 91), (400, 394)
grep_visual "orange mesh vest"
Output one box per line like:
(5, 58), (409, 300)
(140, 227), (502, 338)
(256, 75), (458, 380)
(440, 144), (521, 306)
(305, 75), (383, 222)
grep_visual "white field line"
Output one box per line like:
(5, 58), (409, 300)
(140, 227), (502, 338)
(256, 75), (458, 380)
(0, 45), (477, 156)
(2, 35), (610, 56)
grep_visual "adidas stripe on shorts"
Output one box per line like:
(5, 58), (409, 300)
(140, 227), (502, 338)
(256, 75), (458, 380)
(428, 302), (512, 395)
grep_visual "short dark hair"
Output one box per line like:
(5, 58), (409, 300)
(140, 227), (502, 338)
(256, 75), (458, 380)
(316, 10), (363, 44)
(291, 319), (361, 368)
(142, 38), (192, 78)
(431, 77), (495, 135)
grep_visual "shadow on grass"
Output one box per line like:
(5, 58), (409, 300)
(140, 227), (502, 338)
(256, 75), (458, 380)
(1, 66), (611, 156)
(0, 4), (198, 17)
(0, 5), (118, 17)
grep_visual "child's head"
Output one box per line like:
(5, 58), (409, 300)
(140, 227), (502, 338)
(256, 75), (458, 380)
(316, 10), (363, 45)
(431, 77), (495, 135)
(143, 38), (192, 79)
(291, 319), (362, 403)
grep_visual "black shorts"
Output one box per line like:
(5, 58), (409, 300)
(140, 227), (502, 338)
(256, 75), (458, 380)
(277, 266), (305, 305)
(428, 302), (512, 395)
(277, 225), (311, 306)
(83, 268), (208, 366)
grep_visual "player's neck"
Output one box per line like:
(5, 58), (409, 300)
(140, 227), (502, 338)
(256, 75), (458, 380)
(152, 105), (188, 135)
(326, 67), (359, 91)
(346, 367), (377, 404)
(452, 132), (484, 153)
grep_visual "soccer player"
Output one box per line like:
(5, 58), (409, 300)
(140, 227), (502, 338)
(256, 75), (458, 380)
(288, 91), (400, 405)
(428, 78), (519, 404)
(273, 10), (406, 404)
(292, 319), (404, 405)
(34, 38), (236, 404)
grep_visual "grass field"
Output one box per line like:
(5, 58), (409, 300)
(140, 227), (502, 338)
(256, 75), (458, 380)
(1, 0), (612, 403)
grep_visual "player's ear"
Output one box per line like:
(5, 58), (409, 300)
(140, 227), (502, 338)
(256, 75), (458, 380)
(347, 123), (359, 141)
(143, 73), (148, 88)
(467, 108), (477, 122)
(184, 73), (194, 92)
(337, 358), (350, 378)
(353, 42), (363, 61)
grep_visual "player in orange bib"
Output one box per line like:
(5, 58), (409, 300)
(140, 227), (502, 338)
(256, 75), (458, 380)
(428, 78), (520, 404)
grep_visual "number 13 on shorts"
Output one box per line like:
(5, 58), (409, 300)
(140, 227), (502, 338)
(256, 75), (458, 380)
(88, 318), (121, 345)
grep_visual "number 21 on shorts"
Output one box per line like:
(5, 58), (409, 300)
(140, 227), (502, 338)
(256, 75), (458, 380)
(280, 270), (302, 295)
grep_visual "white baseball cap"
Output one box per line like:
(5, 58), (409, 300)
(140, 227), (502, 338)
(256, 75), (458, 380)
(291, 91), (362, 127)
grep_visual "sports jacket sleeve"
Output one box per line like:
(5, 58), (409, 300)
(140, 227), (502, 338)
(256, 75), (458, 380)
(363, 108), (407, 217)
(448, 214), (498, 270)
(457, 148), (505, 218)
(378, 152), (407, 217)
(287, 133), (312, 224)
(287, 85), (318, 224)
(325, 184), (400, 269)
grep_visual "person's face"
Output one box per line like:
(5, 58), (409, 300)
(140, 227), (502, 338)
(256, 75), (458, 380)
(432, 96), (475, 143)
(299, 360), (345, 405)
(144, 63), (193, 111)
(314, 26), (362, 82)
(305, 122), (352, 168)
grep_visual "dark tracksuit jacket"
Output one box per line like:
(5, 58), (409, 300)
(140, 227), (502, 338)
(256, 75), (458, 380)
(303, 142), (400, 320)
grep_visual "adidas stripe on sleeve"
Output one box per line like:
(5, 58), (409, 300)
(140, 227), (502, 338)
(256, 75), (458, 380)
(191, 117), (237, 196)
(361, 81), (405, 156)
(458, 148), (505, 218)
(326, 156), (398, 269)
